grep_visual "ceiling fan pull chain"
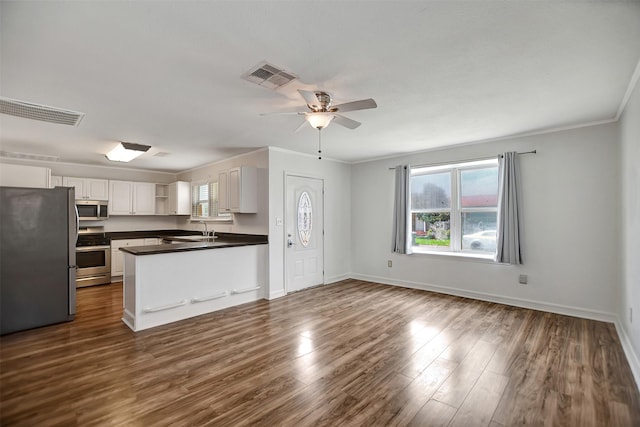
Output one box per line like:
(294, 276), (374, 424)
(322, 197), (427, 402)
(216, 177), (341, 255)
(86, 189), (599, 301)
(318, 128), (322, 160)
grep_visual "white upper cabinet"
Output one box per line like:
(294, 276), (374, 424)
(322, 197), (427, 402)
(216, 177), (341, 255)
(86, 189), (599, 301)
(0, 163), (51, 188)
(110, 180), (155, 215)
(218, 166), (257, 213)
(63, 177), (109, 200)
(167, 181), (191, 215)
(156, 181), (190, 215)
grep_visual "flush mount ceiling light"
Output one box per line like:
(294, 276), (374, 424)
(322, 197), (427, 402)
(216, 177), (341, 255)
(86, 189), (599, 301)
(106, 142), (151, 162)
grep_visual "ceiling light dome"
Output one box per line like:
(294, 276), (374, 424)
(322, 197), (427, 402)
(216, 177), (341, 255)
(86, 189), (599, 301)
(305, 113), (334, 129)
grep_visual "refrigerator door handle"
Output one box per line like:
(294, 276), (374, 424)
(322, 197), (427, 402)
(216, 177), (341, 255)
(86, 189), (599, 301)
(74, 204), (80, 246)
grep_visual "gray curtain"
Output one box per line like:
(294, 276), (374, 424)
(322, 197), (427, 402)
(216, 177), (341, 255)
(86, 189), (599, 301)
(495, 152), (522, 264)
(392, 165), (412, 254)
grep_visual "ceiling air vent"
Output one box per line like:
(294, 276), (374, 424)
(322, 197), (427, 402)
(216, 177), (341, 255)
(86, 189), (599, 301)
(242, 62), (297, 90)
(0, 96), (85, 126)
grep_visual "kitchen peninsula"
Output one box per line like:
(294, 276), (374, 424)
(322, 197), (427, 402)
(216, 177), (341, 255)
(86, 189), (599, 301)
(120, 233), (267, 331)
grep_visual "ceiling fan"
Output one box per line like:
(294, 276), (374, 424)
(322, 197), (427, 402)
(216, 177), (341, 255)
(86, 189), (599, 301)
(262, 89), (377, 159)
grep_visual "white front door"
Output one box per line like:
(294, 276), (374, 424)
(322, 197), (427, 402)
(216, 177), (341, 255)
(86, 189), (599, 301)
(286, 175), (324, 293)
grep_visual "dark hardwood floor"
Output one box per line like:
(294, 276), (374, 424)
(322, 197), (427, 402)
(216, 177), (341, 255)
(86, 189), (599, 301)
(1, 279), (639, 426)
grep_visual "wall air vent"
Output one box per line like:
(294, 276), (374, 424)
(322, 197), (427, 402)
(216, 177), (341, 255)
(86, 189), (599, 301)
(241, 62), (297, 90)
(0, 150), (59, 162)
(0, 96), (85, 126)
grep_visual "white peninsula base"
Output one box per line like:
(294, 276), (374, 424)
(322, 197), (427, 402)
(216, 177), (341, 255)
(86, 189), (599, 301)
(122, 244), (267, 331)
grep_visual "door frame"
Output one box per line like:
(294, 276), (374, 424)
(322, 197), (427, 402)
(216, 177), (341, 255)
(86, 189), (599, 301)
(283, 171), (325, 295)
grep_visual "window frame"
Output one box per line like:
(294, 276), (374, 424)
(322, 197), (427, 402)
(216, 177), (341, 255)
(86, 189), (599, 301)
(410, 159), (498, 258)
(190, 180), (232, 222)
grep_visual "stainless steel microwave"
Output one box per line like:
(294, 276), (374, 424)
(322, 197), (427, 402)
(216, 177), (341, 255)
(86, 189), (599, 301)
(76, 200), (108, 221)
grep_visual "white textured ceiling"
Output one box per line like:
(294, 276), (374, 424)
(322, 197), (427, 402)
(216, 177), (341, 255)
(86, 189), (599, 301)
(1, 1), (639, 173)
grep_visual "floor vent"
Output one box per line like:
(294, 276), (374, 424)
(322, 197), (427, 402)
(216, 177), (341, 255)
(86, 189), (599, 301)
(0, 96), (85, 126)
(242, 62), (297, 90)
(0, 150), (59, 162)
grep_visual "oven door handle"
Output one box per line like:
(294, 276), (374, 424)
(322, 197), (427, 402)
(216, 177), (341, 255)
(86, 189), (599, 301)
(76, 245), (111, 252)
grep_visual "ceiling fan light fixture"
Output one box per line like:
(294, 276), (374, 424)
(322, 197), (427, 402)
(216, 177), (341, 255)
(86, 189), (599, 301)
(106, 142), (151, 162)
(306, 113), (334, 129)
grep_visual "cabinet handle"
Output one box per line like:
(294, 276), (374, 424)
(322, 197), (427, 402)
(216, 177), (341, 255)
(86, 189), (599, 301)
(231, 286), (260, 295)
(191, 291), (228, 303)
(142, 300), (186, 313)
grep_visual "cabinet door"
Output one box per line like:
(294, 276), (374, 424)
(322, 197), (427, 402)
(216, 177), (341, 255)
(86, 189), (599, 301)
(0, 164), (51, 188)
(111, 239), (145, 275)
(228, 167), (257, 213)
(133, 182), (155, 215)
(86, 179), (109, 201)
(110, 181), (133, 215)
(167, 183), (177, 215)
(218, 171), (229, 212)
(229, 168), (241, 212)
(175, 181), (191, 215)
(63, 177), (86, 198)
(111, 248), (124, 276)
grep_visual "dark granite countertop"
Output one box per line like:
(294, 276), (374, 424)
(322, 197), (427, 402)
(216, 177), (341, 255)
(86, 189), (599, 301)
(118, 232), (268, 256)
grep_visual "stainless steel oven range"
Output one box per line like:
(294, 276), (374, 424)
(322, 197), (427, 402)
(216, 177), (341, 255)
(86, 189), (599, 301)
(76, 227), (111, 287)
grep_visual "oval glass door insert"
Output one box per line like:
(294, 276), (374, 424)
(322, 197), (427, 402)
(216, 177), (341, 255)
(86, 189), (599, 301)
(297, 191), (312, 247)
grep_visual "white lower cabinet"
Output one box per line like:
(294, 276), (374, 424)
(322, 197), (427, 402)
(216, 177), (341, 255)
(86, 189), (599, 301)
(111, 239), (145, 277)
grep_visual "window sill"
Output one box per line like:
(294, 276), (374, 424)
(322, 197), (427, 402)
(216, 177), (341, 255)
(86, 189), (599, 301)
(410, 248), (496, 263)
(190, 217), (233, 223)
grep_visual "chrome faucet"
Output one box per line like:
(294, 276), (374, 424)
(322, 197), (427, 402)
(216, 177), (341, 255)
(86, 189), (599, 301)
(200, 221), (208, 236)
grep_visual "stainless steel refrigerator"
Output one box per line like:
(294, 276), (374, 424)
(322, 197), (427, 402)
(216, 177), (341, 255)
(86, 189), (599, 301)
(1, 186), (77, 335)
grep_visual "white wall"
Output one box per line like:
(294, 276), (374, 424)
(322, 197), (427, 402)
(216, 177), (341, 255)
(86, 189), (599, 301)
(620, 73), (640, 381)
(176, 149), (269, 235)
(267, 147), (352, 299)
(351, 123), (621, 321)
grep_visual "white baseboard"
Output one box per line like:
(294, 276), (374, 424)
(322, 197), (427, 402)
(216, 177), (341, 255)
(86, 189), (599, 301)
(267, 289), (286, 300)
(325, 273), (351, 285)
(614, 318), (640, 391)
(349, 273), (618, 323)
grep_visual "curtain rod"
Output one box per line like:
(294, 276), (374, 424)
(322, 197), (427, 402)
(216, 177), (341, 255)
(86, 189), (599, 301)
(388, 150), (536, 170)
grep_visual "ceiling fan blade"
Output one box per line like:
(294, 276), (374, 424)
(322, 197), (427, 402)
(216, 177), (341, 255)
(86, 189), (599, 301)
(298, 89), (320, 108)
(331, 98), (377, 113)
(294, 119), (309, 133)
(260, 108), (306, 116)
(333, 114), (361, 129)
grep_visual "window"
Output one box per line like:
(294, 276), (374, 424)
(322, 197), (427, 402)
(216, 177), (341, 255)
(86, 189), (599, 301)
(410, 159), (498, 256)
(191, 181), (230, 220)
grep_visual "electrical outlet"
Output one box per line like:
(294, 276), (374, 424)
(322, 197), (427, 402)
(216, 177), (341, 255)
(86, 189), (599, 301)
(518, 274), (528, 284)
(388, 260), (392, 268)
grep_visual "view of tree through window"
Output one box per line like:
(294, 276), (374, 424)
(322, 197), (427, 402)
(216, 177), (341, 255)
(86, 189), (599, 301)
(410, 160), (498, 254)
